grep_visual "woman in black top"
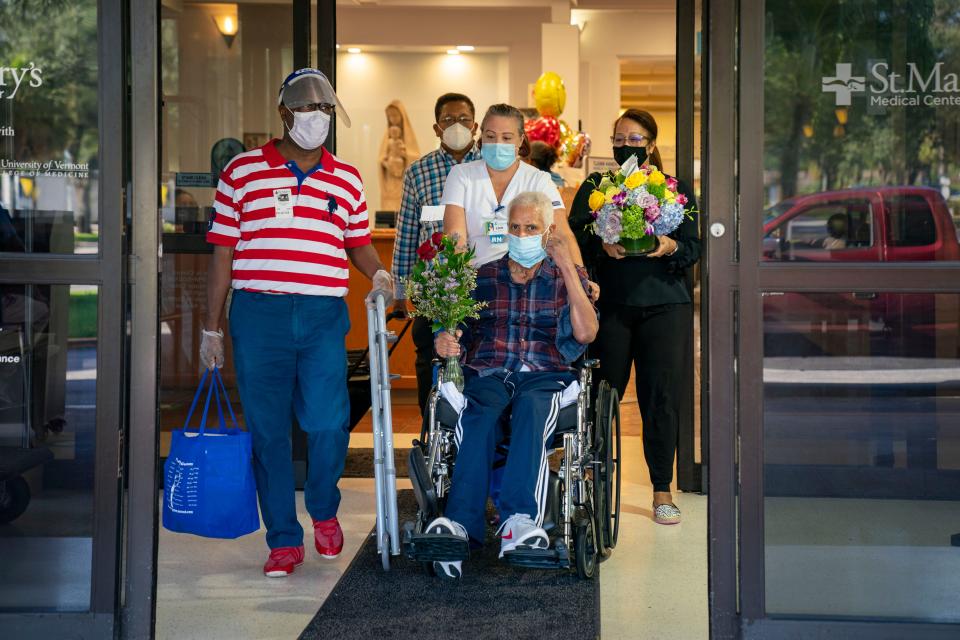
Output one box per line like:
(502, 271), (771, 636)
(569, 109), (701, 524)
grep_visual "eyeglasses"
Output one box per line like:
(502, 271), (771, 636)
(610, 134), (648, 147)
(438, 115), (475, 127)
(291, 103), (336, 115)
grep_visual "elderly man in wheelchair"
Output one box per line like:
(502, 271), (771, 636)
(404, 191), (621, 580)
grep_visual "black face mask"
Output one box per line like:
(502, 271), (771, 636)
(613, 145), (647, 167)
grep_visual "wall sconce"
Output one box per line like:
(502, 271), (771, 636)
(212, 5), (239, 48)
(834, 107), (848, 125)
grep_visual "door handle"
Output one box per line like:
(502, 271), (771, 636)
(853, 292), (878, 300)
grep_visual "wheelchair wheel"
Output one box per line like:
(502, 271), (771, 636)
(594, 381), (622, 551)
(574, 507), (599, 580)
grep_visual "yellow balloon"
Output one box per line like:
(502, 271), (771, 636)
(534, 71), (566, 118)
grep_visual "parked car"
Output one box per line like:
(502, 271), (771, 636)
(761, 187), (959, 358)
(762, 186), (960, 262)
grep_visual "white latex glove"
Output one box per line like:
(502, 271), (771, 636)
(367, 269), (395, 307)
(200, 329), (225, 369)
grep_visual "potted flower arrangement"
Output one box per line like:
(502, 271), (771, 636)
(403, 232), (486, 391)
(587, 161), (692, 256)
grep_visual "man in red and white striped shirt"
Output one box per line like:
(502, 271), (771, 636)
(200, 69), (393, 577)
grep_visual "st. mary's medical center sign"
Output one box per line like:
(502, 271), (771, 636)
(822, 61), (960, 107)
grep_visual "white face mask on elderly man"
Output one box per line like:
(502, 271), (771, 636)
(285, 109), (331, 150)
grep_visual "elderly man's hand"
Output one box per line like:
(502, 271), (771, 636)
(546, 233), (572, 266)
(366, 269), (395, 306)
(435, 329), (462, 358)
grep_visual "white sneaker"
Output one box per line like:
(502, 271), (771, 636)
(426, 516), (467, 580)
(498, 513), (549, 559)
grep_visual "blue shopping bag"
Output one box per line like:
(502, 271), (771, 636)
(163, 367), (260, 538)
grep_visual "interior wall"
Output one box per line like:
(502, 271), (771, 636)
(336, 6), (547, 108)
(574, 6), (677, 174)
(336, 51), (509, 212)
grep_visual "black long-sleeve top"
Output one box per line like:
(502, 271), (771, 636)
(568, 172), (701, 308)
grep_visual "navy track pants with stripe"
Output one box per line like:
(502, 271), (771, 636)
(444, 369), (576, 543)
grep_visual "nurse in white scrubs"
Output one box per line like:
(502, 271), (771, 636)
(442, 103), (595, 287)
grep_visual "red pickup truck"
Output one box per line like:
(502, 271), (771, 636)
(761, 186), (959, 358)
(762, 186), (960, 262)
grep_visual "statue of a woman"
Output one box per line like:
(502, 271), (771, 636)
(378, 100), (420, 211)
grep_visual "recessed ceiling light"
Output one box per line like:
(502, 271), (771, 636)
(347, 47), (362, 54)
(456, 45), (474, 51)
(446, 49), (461, 55)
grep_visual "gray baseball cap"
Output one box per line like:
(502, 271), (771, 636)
(278, 68), (351, 127)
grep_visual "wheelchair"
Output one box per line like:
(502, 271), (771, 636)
(403, 359), (621, 579)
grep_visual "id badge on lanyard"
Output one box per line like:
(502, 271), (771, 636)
(485, 203), (507, 244)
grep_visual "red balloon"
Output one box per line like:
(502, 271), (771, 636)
(524, 116), (561, 148)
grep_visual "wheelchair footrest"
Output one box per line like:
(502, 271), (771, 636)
(402, 524), (470, 562)
(502, 540), (571, 570)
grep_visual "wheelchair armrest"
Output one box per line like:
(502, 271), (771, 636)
(582, 358), (600, 369)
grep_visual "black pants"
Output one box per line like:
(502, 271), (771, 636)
(411, 316), (435, 414)
(592, 301), (691, 492)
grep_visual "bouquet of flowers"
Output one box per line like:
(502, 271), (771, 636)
(404, 232), (486, 390)
(587, 158), (692, 256)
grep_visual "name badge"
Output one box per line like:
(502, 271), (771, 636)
(486, 219), (507, 244)
(420, 205), (444, 222)
(273, 188), (294, 218)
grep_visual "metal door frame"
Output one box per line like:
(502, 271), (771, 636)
(707, 0), (960, 637)
(0, 0), (125, 637)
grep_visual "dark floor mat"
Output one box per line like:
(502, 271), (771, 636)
(299, 491), (600, 640)
(341, 448), (411, 478)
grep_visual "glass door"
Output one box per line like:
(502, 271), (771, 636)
(708, 0), (960, 637)
(0, 0), (125, 637)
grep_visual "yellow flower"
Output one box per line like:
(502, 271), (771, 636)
(604, 186), (620, 203)
(665, 191), (676, 203)
(588, 190), (606, 211)
(624, 171), (646, 189)
(648, 170), (666, 186)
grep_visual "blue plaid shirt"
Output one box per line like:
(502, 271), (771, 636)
(462, 256), (593, 373)
(393, 144), (481, 298)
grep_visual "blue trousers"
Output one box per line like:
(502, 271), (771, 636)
(229, 290), (350, 549)
(444, 369), (575, 543)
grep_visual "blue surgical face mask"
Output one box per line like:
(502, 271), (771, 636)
(507, 233), (547, 268)
(481, 143), (517, 171)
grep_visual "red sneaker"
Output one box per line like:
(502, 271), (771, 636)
(263, 545), (304, 578)
(313, 517), (344, 559)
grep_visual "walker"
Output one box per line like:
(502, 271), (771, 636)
(365, 291), (402, 570)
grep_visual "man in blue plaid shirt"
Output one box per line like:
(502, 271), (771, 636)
(392, 93), (481, 413)
(425, 191), (599, 580)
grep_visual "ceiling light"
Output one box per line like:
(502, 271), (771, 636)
(347, 47), (362, 54)
(335, 44), (340, 49)
(447, 49), (461, 55)
(456, 45), (474, 51)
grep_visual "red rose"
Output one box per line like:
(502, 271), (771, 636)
(416, 241), (438, 261)
(431, 231), (444, 247)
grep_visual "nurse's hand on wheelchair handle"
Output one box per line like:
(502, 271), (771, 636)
(435, 329), (462, 358)
(199, 329), (225, 369)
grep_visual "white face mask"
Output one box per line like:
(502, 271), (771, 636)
(441, 122), (473, 151)
(285, 108), (330, 150)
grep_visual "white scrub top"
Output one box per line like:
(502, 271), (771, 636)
(440, 159), (564, 266)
